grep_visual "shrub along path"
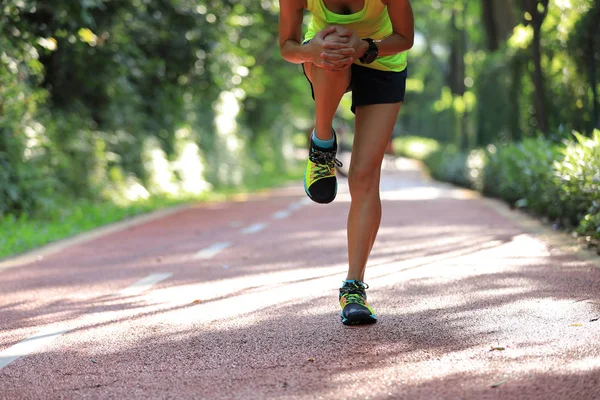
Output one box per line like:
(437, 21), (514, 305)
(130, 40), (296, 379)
(0, 158), (599, 399)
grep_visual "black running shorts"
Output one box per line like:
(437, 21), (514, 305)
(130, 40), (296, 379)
(301, 63), (408, 114)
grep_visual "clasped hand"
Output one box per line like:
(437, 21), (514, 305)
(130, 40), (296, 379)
(307, 25), (364, 71)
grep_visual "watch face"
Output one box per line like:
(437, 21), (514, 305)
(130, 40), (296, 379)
(365, 50), (377, 64)
(363, 40), (378, 64)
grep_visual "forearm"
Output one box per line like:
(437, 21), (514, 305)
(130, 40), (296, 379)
(280, 39), (311, 64)
(374, 33), (414, 57)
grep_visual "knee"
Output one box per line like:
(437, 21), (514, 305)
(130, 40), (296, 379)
(348, 164), (379, 197)
(311, 63), (351, 84)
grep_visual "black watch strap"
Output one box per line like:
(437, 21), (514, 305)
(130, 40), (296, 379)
(359, 38), (378, 64)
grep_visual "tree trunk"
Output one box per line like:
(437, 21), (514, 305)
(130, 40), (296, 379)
(590, 30), (600, 130)
(481, 1), (498, 51)
(448, 9), (466, 96)
(522, 0), (550, 134)
(482, 0), (517, 51)
(448, 7), (468, 149)
(531, 23), (549, 133)
(491, 0), (517, 44)
(510, 53), (523, 141)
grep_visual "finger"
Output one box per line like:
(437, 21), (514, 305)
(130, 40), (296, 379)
(323, 35), (351, 47)
(335, 27), (353, 37)
(326, 58), (354, 69)
(333, 25), (348, 33)
(333, 57), (354, 66)
(323, 46), (355, 55)
(321, 52), (351, 61)
(320, 58), (352, 68)
(322, 42), (352, 50)
(317, 26), (338, 39)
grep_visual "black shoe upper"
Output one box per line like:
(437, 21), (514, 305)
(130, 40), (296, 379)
(305, 130), (341, 204)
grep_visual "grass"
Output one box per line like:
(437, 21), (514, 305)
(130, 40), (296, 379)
(0, 164), (304, 260)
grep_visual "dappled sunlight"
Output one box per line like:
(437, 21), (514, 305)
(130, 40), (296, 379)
(148, 262), (344, 306)
(214, 91), (240, 138)
(148, 269), (346, 328)
(568, 357), (600, 373)
(341, 186), (470, 202)
(4, 281), (597, 399)
(285, 228), (347, 247)
(172, 129), (211, 195)
(138, 132), (212, 198)
(334, 170), (478, 202)
(122, 178), (150, 202)
(143, 138), (181, 196)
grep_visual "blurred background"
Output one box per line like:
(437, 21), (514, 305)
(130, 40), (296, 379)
(0, 0), (598, 257)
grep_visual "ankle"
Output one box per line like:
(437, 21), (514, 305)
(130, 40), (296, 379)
(312, 129), (335, 149)
(343, 278), (363, 284)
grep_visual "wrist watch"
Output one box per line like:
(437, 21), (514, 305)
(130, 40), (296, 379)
(359, 38), (378, 64)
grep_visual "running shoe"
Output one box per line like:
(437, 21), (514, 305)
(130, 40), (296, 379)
(304, 130), (342, 204)
(339, 280), (377, 325)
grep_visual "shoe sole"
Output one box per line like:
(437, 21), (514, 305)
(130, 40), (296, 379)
(340, 312), (377, 326)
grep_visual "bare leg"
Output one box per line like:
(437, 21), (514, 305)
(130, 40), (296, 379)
(346, 102), (402, 281)
(304, 62), (350, 141)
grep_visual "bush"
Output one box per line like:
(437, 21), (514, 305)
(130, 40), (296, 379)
(554, 130), (600, 235)
(483, 138), (562, 217)
(424, 145), (471, 188)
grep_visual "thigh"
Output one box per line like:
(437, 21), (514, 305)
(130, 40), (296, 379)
(302, 62), (353, 97)
(303, 62), (314, 83)
(351, 102), (402, 171)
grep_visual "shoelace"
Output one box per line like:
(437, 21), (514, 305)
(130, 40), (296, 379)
(340, 283), (369, 305)
(309, 149), (343, 180)
(343, 293), (366, 305)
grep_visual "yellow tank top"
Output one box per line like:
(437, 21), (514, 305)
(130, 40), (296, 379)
(304, 0), (407, 72)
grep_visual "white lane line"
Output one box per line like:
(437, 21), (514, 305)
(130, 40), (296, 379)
(194, 242), (232, 260)
(272, 210), (292, 220)
(288, 202), (303, 211)
(0, 326), (70, 371)
(240, 223), (268, 235)
(273, 198), (312, 220)
(119, 273), (173, 296)
(289, 198), (311, 211)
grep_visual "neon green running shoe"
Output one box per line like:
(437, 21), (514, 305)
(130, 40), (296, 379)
(339, 280), (377, 325)
(304, 131), (342, 204)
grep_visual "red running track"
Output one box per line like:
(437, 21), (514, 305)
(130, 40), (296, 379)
(0, 159), (599, 400)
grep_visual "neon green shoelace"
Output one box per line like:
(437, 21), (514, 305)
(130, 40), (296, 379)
(309, 149), (342, 180)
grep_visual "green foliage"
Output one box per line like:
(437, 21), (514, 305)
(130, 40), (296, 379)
(0, 0), (307, 220)
(398, 0), (599, 146)
(554, 130), (600, 231)
(0, 162), (303, 259)
(425, 145), (470, 188)
(483, 138), (562, 216)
